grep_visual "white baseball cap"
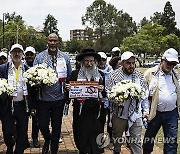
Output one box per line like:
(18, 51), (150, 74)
(98, 52), (107, 59)
(10, 44), (24, 52)
(25, 46), (36, 54)
(121, 51), (136, 61)
(162, 48), (179, 63)
(0, 52), (7, 58)
(112, 47), (120, 52)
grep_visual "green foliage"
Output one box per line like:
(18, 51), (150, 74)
(0, 12), (47, 51)
(150, 12), (162, 25)
(43, 14), (59, 37)
(65, 39), (83, 53)
(82, 0), (137, 52)
(139, 17), (150, 28)
(121, 23), (180, 57)
(4, 12), (23, 24)
(149, 1), (180, 36)
(160, 1), (176, 35)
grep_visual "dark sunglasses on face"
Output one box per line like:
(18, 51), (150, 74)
(165, 59), (177, 67)
(25, 52), (34, 56)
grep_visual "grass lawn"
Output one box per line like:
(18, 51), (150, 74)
(137, 67), (180, 151)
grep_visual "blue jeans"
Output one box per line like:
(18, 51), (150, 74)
(143, 108), (178, 154)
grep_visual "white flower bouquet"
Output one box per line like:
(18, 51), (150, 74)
(108, 80), (144, 106)
(0, 78), (14, 95)
(23, 64), (58, 87)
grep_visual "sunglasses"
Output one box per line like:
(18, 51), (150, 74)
(165, 59), (177, 67)
(25, 52), (34, 56)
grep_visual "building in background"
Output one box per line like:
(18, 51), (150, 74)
(70, 29), (97, 41)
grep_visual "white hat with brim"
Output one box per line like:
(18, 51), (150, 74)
(0, 52), (7, 58)
(25, 46), (36, 54)
(98, 52), (107, 59)
(112, 47), (120, 52)
(10, 44), (24, 52)
(121, 51), (136, 61)
(162, 48), (179, 63)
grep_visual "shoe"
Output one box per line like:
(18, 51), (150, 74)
(59, 137), (62, 143)
(33, 138), (40, 148)
(42, 141), (49, 154)
(6, 147), (13, 154)
(25, 141), (30, 149)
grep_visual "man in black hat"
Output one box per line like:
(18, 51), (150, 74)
(66, 49), (105, 154)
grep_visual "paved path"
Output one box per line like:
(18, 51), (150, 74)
(0, 105), (162, 154)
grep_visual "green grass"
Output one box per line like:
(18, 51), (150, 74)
(138, 67), (180, 151)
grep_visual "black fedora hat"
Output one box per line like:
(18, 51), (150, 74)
(77, 49), (101, 62)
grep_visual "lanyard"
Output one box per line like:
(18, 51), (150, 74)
(15, 65), (21, 85)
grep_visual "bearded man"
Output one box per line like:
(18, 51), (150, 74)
(106, 51), (149, 154)
(0, 44), (32, 154)
(66, 49), (105, 154)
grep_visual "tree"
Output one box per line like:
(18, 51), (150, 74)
(82, 0), (118, 51)
(65, 39), (83, 53)
(43, 14), (59, 37)
(160, 1), (177, 35)
(150, 12), (162, 24)
(4, 12), (24, 24)
(139, 17), (150, 28)
(0, 12), (48, 51)
(121, 23), (180, 60)
(114, 11), (137, 44)
(82, 0), (137, 53)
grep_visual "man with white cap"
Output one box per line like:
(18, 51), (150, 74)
(107, 47), (121, 64)
(111, 47), (121, 57)
(0, 44), (32, 154)
(24, 46), (36, 67)
(106, 51), (149, 154)
(24, 46), (40, 148)
(0, 51), (8, 65)
(143, 48), (180, 154)
(97, 52), (113, 141)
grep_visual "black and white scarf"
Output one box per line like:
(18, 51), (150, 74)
(106, 67), (148, 118)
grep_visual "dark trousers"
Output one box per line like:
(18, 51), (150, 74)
(107, 108), (113, 140)
(32, 115), (39, 139)
(1, 101), (29, 154)
(37, 99), (65, 153)
(143, 108), (178, 154)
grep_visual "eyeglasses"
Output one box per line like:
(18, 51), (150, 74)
(165, 59), (177, 67)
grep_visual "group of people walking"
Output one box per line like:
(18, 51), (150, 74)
(0, 32), (179, 154)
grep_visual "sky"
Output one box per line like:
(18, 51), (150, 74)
(1, 0), (180, 41)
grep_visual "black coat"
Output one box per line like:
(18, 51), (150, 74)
(69, 70), (105, 154)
